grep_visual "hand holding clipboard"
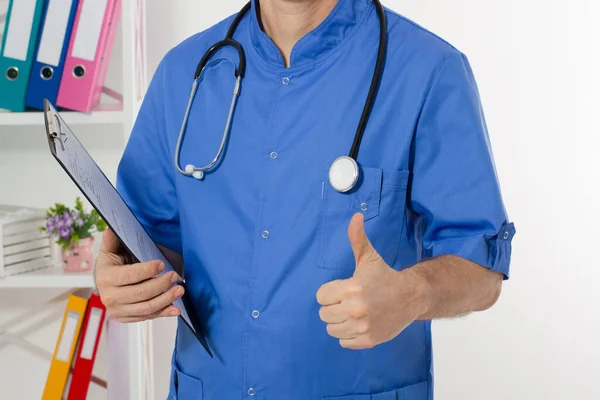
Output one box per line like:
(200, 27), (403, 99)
(94, 229), (185, 322)
(43, 100), (212, 357)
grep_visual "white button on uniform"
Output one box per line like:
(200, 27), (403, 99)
(503, 231), (509, 240)
(262, 230), (270, 239)
(270, 151), (278, 159)
(360, 202), (369, 211)
(248, 388), (256, 396)
(252, 310), (260, 318)
(282, 77), (290, 85)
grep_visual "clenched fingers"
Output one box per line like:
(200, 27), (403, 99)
(316, 279), (347, 306)
(319, 303), (349, 324)
(339, 335), (376, 350)
(102, 271), (179, 307)
(96, 260), (166, 289)
(111, 284), (185, 319)
(114, 305), (181, 323)
(326, 318), (371, 340)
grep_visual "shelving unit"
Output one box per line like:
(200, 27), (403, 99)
(0, 266), (95, 288)
(0, 1), (154, 399)
(0, 110), (124, 126)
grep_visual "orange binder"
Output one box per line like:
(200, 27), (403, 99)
(42, 292), (88, 400)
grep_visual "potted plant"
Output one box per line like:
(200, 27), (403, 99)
(41, 197), (107, 272)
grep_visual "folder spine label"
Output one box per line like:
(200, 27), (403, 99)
(3, 0), (37, 61)
(71, 0), (109, 61)
(55, 310), (81, 362)
(79, 307), (102, 360)
(37, 0), (74, 66)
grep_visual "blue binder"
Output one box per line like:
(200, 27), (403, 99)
(0, 0), (45, 112)
(26, 0), (79, 111)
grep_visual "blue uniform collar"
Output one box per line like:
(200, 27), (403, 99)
(248, 0), (373, 69)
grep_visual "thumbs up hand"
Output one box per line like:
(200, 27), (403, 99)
(316, 213), (431, 350)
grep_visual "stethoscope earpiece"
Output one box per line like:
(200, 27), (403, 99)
(185, 164), (205, 180)
(193, 171), (205, 180)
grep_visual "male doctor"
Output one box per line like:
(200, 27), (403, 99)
(95, 0), (516, 399)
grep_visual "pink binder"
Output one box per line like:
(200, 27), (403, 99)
(56, 0), (121, 113)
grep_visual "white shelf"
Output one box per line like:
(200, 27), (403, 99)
(0, 1), (151, 399)
(0, 267), (94, 288)
(0, 110), (124, 126)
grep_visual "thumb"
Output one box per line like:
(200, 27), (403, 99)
(100, 228), (121, 255)
(99, 229), (136, 266)
(348, 213), (378, 267)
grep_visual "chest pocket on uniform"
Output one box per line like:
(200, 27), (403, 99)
(317, 166), (410, 271)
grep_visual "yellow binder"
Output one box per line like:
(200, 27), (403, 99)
(42, 293), (89, 400)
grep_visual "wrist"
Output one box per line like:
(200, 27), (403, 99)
(398, 264), (435, 320)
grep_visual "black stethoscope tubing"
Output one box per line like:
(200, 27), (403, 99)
(177, 0), (387, 192)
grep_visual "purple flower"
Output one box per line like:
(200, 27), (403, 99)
(46, 216), (56, 231)
(71, 211), (84, 228)
(56, 216), (65, 229)
(59, 227), (71, 240)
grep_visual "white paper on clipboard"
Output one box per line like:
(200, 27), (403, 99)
(42, 100), (212, 357)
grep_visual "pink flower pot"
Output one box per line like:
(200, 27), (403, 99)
(62, 237), (95, 272)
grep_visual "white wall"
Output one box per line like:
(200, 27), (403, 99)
(396, 1), (600, 399)
(1, 0), (597, 399)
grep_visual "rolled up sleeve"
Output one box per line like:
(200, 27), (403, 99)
(410, 51), (516, 279)
(115, 59), (182, 254)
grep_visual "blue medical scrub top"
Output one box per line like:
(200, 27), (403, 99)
(116, 0), (516, 399)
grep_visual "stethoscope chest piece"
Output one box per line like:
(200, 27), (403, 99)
(329, 156), (359, 193)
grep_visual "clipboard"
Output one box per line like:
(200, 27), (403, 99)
(42, 99), (213, 358)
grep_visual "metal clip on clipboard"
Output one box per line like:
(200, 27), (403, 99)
(43, 99), (213, 358)
(47, 116), (68, 151)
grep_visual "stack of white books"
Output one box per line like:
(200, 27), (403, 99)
(0, 205), (59, 278)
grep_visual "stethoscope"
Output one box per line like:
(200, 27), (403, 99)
(175, 0), (387, 193)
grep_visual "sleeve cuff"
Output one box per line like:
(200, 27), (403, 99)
(431, 222), (516, 280)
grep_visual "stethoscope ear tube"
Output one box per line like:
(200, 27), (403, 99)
(194, 39), (247, 80)
(348, 0), (387, 161)
(174, 79), (200, 176)
(177, 0), (387, 193)
(175, 75), (242, 179)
